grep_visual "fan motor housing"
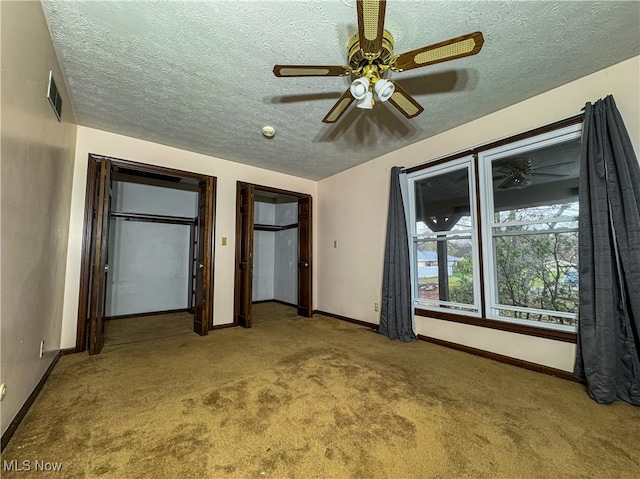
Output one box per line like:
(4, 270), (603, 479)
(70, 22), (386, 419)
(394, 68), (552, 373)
(347, 30), (394, 73)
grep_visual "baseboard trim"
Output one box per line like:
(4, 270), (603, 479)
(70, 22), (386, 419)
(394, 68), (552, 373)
(105, 308), (189, 321)
(314, 310), (379, 330)
(311, 310), (578, 383)
(417, 334), (581, 383)
(60, 347), (78, 356)
(1, 351), (62, 452)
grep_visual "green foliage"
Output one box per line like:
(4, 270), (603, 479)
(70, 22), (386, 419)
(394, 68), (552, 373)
(446, 231), (579, 326)
(449, 254), (474, 305)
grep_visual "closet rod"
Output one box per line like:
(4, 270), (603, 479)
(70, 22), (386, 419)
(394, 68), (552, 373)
(111, 211), (196, 226)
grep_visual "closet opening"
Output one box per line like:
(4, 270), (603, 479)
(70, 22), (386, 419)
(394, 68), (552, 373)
(75, 154), (216, 355)
(234, 182), (312, 328)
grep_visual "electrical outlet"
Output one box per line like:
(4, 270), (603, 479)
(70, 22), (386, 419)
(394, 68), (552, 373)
(39, 340), (45, 358)
(374, 303), (379, 312)
(0, 383), (6, 401)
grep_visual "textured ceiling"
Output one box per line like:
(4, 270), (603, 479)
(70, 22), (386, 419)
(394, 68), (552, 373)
(42, 1), (640, 180)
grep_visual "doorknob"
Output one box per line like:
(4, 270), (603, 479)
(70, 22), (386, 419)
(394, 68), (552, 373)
(104, 265), (109, 272)
(304, 262), (309, 267)
(198, 263), (204, 269)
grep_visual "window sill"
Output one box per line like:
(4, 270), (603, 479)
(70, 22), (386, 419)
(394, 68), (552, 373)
(414, 308), (577, 343)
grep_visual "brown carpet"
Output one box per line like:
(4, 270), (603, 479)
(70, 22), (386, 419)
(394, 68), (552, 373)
(104, 311), (194, 346)
(2, 303), (639, 478)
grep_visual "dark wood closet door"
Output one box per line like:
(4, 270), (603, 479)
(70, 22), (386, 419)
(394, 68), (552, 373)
(297, 196), (313, 317)
(234, 183), (255, 328)
(194, 178), (213, 335)
(88, 159), (112, 355)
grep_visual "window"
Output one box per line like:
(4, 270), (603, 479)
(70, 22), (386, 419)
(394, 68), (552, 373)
(408, 119), (582, 335)
(411, 157), (481, 315)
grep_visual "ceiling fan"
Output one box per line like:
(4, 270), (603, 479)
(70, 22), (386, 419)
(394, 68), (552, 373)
(273, 0), (484, 123)
(493, 158), (573, 189)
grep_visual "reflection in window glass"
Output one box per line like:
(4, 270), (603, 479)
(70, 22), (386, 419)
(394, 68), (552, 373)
(408, 121), (583, 333)
(493, 231), (579, 323)
(415, 237), (476, 310)
(491, 138), (581, 223)
(487, 131), (581, 329)
(414, 167), (472, 234)
(410, 160), (479, 315)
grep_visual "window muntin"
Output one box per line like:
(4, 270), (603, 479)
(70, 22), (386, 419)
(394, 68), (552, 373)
(409, 157), (481, 315)
(408, 122), (582, 333)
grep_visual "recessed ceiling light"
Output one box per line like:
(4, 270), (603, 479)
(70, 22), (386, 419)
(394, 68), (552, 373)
(261, 125), (276, 138)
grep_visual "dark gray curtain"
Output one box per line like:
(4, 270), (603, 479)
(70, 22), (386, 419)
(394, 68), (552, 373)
(380, 167), (416, 342)
(574, 95), (640, 405)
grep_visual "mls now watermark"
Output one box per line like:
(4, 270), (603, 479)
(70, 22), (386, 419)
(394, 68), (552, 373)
(3, 460), (63, 472)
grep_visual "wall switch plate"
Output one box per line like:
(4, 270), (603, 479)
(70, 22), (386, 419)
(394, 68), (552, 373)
(0, 383), (6, 401)
(333, 240), (337, 248)
(221, 237), (227, 246)
(374, 303), (379, 312)
(39, 340), (45, 358)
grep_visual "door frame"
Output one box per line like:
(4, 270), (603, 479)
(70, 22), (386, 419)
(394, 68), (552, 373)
(87, 157), (112, 354)
(233, 182), (313, 326)
(74, 154), (217, 353)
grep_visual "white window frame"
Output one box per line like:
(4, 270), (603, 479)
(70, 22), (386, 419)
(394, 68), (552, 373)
(478, 123), (582, 332)
(407, 155), (482, 316)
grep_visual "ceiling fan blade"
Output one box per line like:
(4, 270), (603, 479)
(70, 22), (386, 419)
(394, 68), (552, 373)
(322, 89), (355, 123)
(492, 174), (509, 180)
(357, 0), (387, 58)
(391, 31), (484, 72)
(387, 82), (424, 119)
(530, 160), (576, 172)
(498, 177), (516, 190)
(503, 157), (531, 169)
(273, 65), (350, 77)
(530, 172), (570, 177)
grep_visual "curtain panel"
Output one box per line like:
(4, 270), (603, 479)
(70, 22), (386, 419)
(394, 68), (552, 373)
(380, 166), (416, 342)
(574, 95), (640, 405)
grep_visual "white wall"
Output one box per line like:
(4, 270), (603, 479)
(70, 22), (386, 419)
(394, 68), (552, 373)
(275, 201), (298, 227)
(252, 201), (298, 304)
(1, 1), (77, 435)
(317, 56), (640, 372)
(274, 202), (298, 305)
(61, 127), (318, 349)
(111, 181), (197, 217)
(105, 181), (196, 316)
(253, 230), (276, 301)
(106, 221), (192, 316)
(253, 201), (276, 301)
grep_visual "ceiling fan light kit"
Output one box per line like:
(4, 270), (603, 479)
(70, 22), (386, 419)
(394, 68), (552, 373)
(374, 78), (395, 102)
(273, 0), (484, 123)
(357, 91), (375, 110)
(350, 77), (370, 100)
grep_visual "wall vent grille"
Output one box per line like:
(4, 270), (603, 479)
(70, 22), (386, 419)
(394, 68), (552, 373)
(47, 71), (62, 121)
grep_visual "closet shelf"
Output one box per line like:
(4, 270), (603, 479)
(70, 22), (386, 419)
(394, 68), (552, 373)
(254, 223), (298, 232)
(111, 211), (196, 226)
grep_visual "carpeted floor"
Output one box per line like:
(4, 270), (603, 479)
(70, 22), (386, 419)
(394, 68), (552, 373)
(2, 303), (639, 478)
(104, 311), (194, 347)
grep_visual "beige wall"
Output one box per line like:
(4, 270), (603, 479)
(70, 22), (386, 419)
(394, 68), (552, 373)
(60, 127), (318, 349)
(1, 1), (78, 435)
(317, 56), (640, 372)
